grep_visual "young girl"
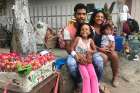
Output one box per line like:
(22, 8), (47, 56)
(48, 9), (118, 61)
(100, 23), (115, 53)
(71, 23), (99, 93)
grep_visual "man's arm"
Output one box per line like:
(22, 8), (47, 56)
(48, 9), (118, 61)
(64, 19), (77, 53)
(65, 40), (71, 54)
(70, 37), (79, 51)
(63, 28), (71, 54)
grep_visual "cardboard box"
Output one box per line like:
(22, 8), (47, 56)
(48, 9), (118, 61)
(0, 61), (55, 93)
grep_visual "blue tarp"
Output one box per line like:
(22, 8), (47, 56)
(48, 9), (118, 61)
(115, 35), (124, 52)
(54, 58), (66, 71)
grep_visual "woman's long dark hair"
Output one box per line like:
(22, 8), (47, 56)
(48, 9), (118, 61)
(76, 23), (94, 39)
(89, 9), (106, 26)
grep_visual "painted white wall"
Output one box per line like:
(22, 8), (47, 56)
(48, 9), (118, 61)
(29, 0), (118, 15)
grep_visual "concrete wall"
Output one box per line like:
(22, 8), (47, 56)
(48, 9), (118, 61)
(131, 0), (140, 26)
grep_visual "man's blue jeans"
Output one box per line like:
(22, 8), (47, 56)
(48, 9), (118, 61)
(66, 55), (81, 86)
(66, 52), (104, 83)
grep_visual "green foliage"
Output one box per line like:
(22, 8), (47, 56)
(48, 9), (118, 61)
(17, 64), (32, 76)
(102, 2), (116, 20)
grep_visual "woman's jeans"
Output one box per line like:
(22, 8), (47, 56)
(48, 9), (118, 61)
(92, 52), (104, 82)
(66, 52), (104, 84)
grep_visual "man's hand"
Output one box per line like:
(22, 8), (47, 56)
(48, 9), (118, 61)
(76, 53), (87, 64)
(86, 52), (92, 64)
(75, 54), (80, 62)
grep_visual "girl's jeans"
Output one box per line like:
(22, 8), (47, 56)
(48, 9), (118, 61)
(79, 64), (99, 93)
(66, 52), (104, 84)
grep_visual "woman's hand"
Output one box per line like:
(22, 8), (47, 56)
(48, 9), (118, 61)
(105, 48), (111, 53)
(99, 47), (111, 53)
(99, 47), (107, 52)
(110, 48), (115, 52)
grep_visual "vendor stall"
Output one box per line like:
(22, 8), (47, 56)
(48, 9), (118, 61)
(0, 51), (57, 93)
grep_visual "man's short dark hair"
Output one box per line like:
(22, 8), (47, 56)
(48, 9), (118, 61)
(74, 3), (87, 13)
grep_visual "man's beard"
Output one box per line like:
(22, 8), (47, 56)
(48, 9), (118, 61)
(77, 19), (85, 23)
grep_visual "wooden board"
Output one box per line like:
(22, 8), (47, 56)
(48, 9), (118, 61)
(0, 73), (58, 93)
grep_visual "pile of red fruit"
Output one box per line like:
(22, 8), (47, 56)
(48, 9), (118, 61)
(0, 52), (55, 72)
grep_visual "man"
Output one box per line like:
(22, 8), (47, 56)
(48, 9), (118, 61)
(63, 4), (87, 92)
(63, 3), (104, 92)
(64, 3), (87, 53)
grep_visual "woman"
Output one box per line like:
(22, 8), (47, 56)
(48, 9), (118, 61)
(89, 9), (120, 87)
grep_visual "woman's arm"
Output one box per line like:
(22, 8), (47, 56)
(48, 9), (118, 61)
(97, 46), (108, 53)
(110, 41), (115, 51)
(108, 35), (115, 51)
(90, 39), (108, 53)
